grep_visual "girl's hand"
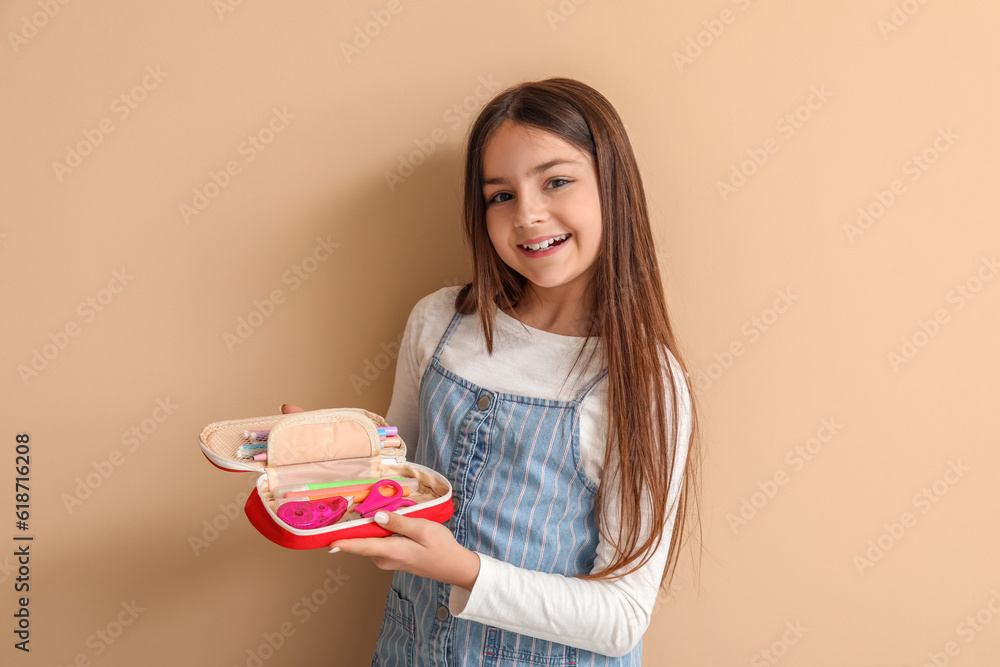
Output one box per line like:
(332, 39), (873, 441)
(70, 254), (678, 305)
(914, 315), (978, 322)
(329, 512), (481, 591)
(280, 404), (478, 587)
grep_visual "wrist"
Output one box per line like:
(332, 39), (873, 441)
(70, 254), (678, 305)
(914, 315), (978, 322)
(452, 547), (481, 591)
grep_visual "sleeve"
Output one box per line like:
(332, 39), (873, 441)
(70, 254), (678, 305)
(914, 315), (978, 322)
(384, 299), (424, 456)
(448, 351), (694, 657)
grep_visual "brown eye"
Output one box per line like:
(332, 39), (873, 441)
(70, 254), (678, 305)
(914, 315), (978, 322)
(487, 192), (513, 204)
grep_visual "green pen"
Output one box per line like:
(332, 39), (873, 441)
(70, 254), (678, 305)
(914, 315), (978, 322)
(275, 476), (408, 498)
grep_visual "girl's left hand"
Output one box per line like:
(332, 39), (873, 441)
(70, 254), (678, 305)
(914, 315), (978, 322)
(329, 512), (481, 591)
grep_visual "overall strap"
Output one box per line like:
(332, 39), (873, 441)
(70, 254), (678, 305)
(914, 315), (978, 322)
(572, 366), (608, 403)
(430, 309), (463, 364)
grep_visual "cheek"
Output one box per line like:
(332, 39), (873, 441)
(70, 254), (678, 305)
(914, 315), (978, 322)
(485, 219), (510, 258)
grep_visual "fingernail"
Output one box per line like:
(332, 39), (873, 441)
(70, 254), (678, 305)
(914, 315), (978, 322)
(329, 546), (341, 554)
(374, 511), (389, 525)
(280, 404), (288, 412)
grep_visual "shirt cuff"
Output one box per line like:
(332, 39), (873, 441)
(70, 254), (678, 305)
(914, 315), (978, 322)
(449, 551), (492, 617)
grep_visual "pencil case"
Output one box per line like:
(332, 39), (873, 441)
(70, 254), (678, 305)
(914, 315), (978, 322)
(198, 407), (453, 549)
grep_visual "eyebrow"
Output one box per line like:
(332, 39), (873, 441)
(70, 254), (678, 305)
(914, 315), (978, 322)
(482, 158), (582, 186)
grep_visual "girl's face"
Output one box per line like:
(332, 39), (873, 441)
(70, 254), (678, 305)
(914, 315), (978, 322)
(481, 121), (602, 299)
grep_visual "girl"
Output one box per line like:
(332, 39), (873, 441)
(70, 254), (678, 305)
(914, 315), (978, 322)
(290, 76), (701, 665)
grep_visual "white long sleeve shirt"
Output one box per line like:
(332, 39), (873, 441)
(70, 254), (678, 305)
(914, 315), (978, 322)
(385, 286), (693, 657)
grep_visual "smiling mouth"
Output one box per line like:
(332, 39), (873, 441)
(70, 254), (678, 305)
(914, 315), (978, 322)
(519, 234), (571, 252)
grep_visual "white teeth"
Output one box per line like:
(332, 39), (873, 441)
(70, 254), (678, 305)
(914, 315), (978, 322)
(522, 234), (569, 251)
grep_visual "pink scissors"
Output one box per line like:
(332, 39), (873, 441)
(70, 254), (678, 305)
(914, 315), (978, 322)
(353, 478), (416, 518)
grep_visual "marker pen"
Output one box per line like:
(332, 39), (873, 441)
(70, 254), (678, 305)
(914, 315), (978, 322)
(274, 476), (410, 498)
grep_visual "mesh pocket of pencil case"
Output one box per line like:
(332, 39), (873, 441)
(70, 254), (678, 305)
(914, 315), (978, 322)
(198, 407), (454, 549)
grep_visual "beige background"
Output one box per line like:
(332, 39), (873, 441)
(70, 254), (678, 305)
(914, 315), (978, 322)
(2, 1), (999, 665)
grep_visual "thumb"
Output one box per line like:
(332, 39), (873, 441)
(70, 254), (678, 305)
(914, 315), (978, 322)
(280, 404), (305, 414)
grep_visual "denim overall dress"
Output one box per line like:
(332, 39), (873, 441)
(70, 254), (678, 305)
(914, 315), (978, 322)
(371, 309), (643, 666)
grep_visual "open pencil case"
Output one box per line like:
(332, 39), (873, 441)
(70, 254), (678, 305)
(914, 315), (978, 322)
(199, 407), (453, 549)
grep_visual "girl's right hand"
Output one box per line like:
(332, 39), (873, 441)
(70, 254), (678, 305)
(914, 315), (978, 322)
(280, 404), (306, 414)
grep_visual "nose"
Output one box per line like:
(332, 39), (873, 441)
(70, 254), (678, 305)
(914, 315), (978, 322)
(513, 190), (547, 227)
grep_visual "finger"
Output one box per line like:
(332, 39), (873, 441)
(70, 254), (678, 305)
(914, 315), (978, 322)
(329, 535), (409, 556)
(373, 510), (421, 538)
(280, 404), (305, 414)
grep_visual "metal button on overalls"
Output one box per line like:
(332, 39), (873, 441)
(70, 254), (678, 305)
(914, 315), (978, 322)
(477, 394), (491, 410)
(436, 605), (449, 621)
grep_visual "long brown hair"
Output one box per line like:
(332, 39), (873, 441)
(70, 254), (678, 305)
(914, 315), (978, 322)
(454, 77), (702, 591)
